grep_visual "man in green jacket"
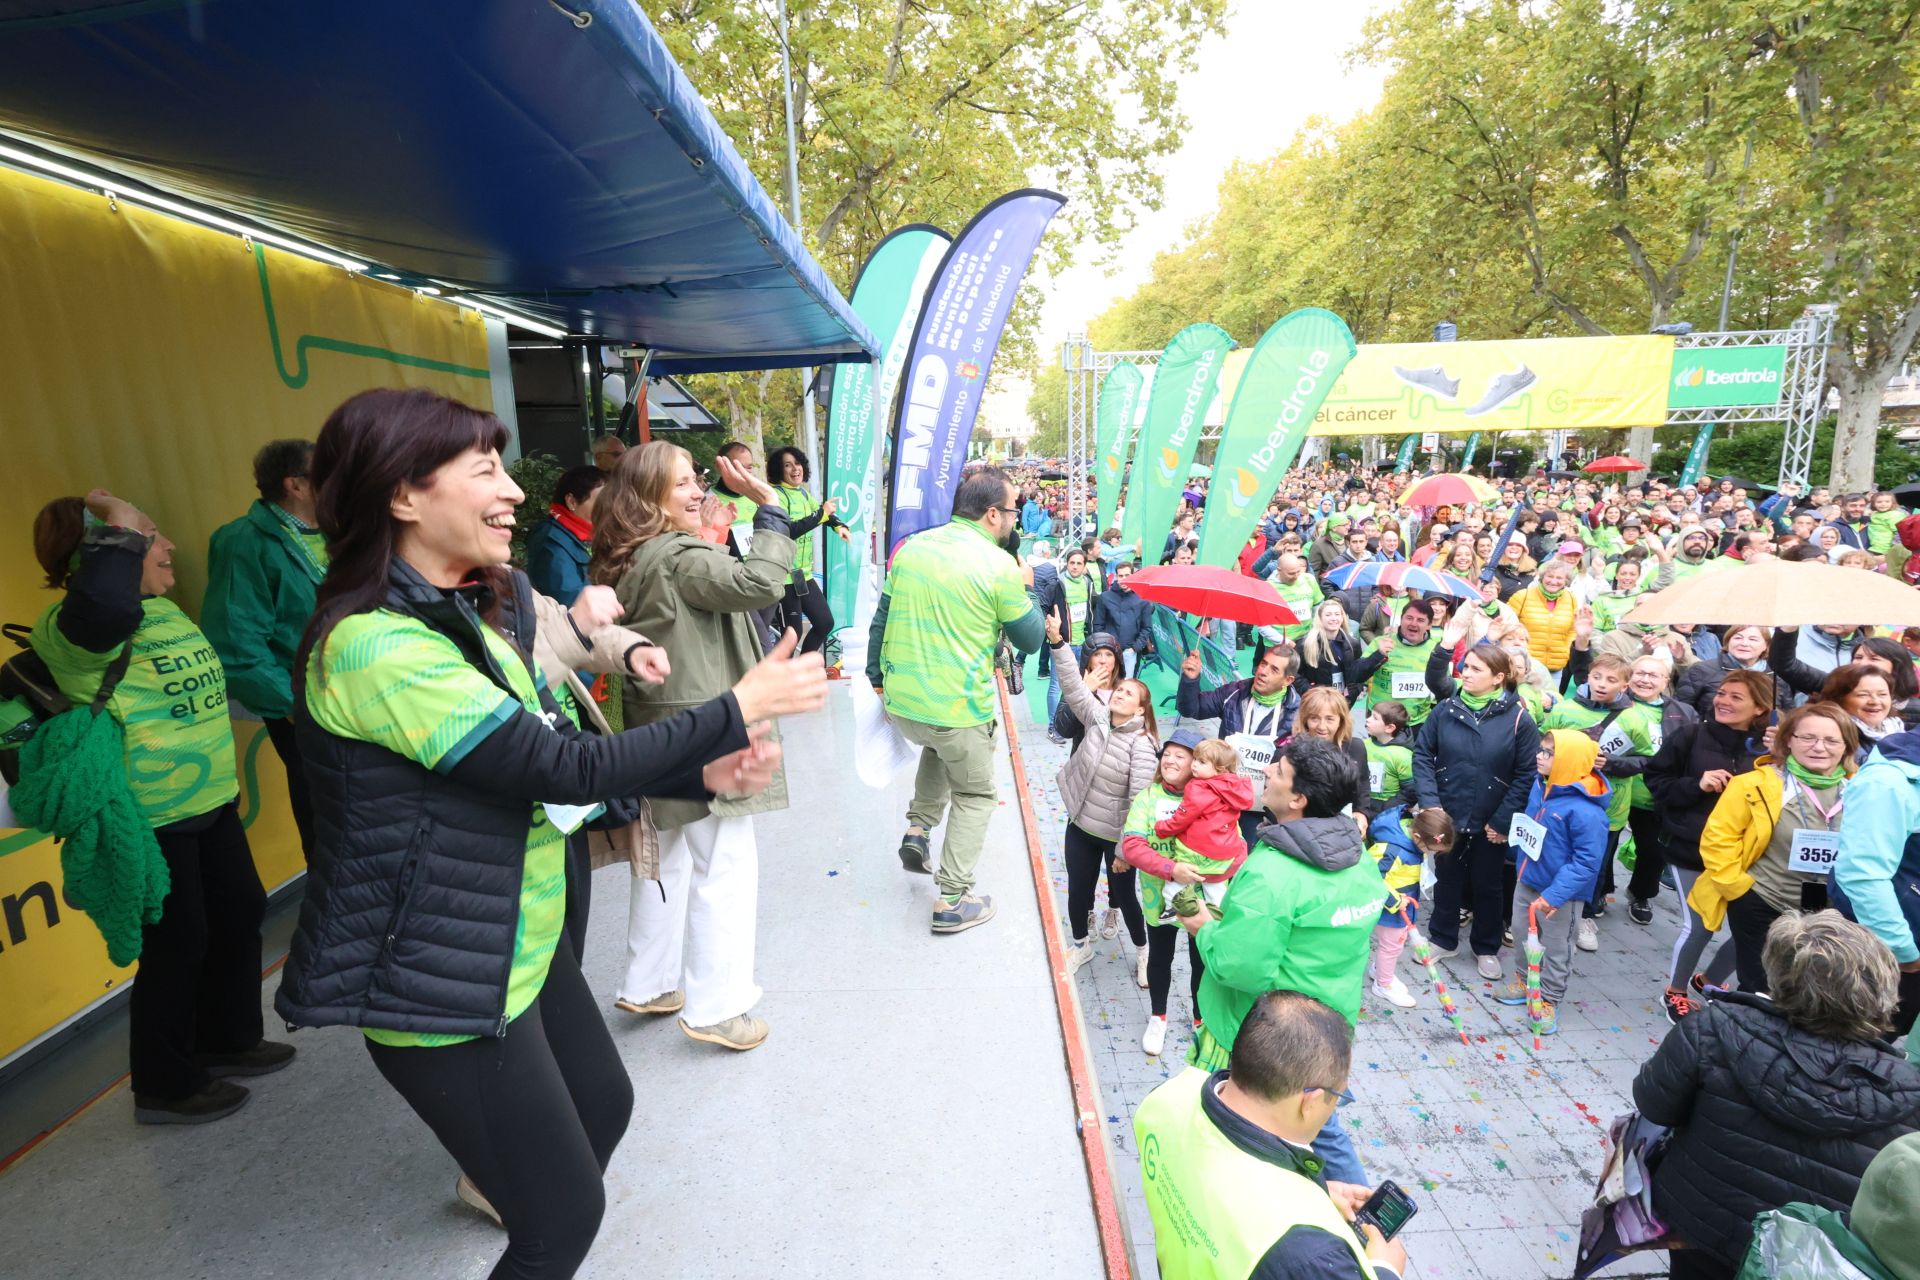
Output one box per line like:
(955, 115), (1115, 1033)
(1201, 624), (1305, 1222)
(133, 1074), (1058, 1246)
(203, 439), (325, 855)
(1181, 735), (1386, 1184)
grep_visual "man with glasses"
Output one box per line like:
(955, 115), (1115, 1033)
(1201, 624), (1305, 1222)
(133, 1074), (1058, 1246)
(1178, 737), (1388, 1186)
(1135, 989), (1410, 1279)
(868, 466), (1043, 934)
(204, 438), (324, 857)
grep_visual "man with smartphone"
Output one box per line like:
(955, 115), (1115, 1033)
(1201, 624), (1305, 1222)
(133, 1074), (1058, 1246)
(1134, 990), (1412, 1278)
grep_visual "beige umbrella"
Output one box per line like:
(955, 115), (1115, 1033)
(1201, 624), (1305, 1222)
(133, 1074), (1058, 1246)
(1622, 558), (1920, 628)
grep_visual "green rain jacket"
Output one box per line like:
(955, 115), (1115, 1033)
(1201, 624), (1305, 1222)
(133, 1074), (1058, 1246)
(203, 500), (325, 719)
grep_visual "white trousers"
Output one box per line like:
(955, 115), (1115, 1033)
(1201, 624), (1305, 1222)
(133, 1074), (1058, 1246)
(618, 811), (762, 1027)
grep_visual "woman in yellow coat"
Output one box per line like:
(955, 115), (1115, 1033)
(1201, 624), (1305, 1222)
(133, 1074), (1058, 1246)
(1691, 702), (1858, 995)
(1509, 559), (1582, 679)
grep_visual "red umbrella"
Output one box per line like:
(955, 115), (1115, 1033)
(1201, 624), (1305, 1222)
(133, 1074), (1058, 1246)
(1126, 564), (1300, 627)
(1583, 455), (1646, 473)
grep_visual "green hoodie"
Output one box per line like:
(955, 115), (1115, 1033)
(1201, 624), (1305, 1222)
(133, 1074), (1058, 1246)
(1190, 815), (1386, 1066)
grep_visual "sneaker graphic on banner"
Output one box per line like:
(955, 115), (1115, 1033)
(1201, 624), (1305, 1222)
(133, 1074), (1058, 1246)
(1465, 365), (1538, 416)
(1392, 365), (1461, 400)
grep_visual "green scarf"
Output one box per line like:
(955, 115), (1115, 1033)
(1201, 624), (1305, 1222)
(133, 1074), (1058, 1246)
(1459, 687), (1496, 710)
(1538, 585), (1564, 602)
(1252, 686), (1288, 707)
(1785, 758), (1844, 790)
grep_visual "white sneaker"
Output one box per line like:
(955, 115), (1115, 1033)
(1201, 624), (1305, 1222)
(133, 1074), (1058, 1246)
(1576, 918), (1600, 952)
(1476, 954), (1503, 981)
(1372, 979), (1417, 1009)
(1100, 908), (1122, 940)
(1142, 1015), (1168, 1056)
(1065, 940), (1094, 974)
(1135, 947), (1150, 989)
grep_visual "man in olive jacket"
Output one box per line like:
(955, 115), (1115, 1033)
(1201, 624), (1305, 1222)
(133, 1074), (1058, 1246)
(203, 439), (324, 855)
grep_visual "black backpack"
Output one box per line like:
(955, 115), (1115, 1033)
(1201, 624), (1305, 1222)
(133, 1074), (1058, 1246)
(0, 623), (132, 785)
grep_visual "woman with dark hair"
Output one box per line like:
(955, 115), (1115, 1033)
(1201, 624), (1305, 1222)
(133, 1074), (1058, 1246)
(596, 441), (800, 1054)
(1678, 623), (1787, 718)
(765, 445), (849, 654)
(1646, 668), (1775, 1023)
(524, 463), (605, 607)
(1772, 626), (1920, 716)
(1414, 641), (1542, 979)
(1815, 663), (1902, 761)
(28, 490), (281, 1126)
(275, 389), (822, 1277)
(1635, 911), (1920, 1280)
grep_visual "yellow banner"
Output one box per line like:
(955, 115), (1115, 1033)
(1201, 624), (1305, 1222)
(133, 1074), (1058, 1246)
(0, 166), (492, 1064)
(1308, 335), (1674, 435)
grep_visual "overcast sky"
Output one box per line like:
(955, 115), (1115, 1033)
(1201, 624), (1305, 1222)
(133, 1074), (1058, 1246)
(981, 3), (1389, 433)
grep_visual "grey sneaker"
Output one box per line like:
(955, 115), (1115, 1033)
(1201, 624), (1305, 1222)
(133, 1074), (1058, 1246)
(134, 1079), (250, 1125)
(1392, 364), (1460, 401)
(932, 893), (996, 934)
(1475, 954), (1503, 981)
(679, 1013), (769, 1051)
(1465, 366), (1537, 417)
(898, 830), (932, 875)
(614, 989), (684, 1015)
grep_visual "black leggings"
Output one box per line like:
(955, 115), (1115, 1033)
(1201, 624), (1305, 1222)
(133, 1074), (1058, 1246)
(1726, 883), (1827, 995)
(1429, 829), (1513, 956)
(132, 803), (266, 1099)
(1624, 805), (1669, 902)
(367, 935), (634, 1279)
(262, 716), (315, 858)
(1064, 823), (1146, 945)
(779, 578), (834, 654)
(1146, 922), (1206, 1018)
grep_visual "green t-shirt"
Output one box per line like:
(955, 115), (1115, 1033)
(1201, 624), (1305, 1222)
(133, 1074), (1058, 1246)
(1058, 572), (1093, 645)
(1363, 737), (1413, 804)
(1262, 574), (1323, 643)
(1868, 508), (1901, 554)
(880, 518), (1034, 728)
(1123, 781), (1185, 919)
(307, 610), (567, 1049)
(1536, 696), (1652, 829)
(1364, 634), (1439, 725)
(1591, 589), (1642, 634)
(1620, 699), (1668, 809)
(32, 597), (238, 827)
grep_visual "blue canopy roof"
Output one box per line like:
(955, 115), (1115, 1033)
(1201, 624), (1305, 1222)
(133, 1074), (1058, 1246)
(0, 0), (877, 372)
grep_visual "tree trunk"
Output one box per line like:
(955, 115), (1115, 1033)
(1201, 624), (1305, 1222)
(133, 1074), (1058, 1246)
(1625, 425), (1655, 465)
(1827, 363), (1889, 493)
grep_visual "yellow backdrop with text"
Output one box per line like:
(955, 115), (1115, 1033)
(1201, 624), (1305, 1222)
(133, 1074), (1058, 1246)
(0, 166), (493, 1064)
(1309, 335), (1674, 435)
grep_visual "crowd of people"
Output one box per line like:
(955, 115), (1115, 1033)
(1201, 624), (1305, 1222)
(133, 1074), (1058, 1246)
(13, 412), (1920, 1279)
(11, 392), (835, 1278)
(1005, 460), (1920, 1279)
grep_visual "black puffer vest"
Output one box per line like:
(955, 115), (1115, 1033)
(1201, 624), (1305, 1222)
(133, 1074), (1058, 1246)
(274, 562), (552, 1039)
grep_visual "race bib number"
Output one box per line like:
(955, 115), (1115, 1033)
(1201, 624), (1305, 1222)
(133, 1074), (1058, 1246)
(1225, 732), (1276, 784)
(543, 801), (604, 835)
(1331, 672), (1345, 688)
(1155, 797), (1181, 824)
(732, 521), (755, 555)
(1644, 722), (1664, 753)
(1597, 723), (1633, 758)
(1786, 827), (1841, 876)
(1368, 760), (1385, 794)
(1390, 670), (1430, 700)
(1070, 602), (1088, 625)
(1508, 812), (1547, 860)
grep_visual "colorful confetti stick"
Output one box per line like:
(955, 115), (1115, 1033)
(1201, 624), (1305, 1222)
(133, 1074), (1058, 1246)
(1401, 906), (1468, 1045)
(1525, 898), (1546, 1052)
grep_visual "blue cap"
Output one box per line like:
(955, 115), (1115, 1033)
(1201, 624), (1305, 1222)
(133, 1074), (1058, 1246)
(1164, 727), (1207, 754)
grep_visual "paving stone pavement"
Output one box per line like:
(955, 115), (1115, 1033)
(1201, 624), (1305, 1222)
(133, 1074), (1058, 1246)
(1011, 650), (1678, 1280)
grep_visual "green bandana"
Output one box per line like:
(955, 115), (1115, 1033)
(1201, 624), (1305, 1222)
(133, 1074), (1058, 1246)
(1539, 586), (1564, 602)
(1252, 686), (1288, 707)
(1459, 688), (1497, 710)
(1785, 758), (1845, 790)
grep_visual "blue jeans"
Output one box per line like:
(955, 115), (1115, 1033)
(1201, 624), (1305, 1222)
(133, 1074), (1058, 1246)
(1313, 1104), (1366, 1184)
(1046, 667), (1062, 725)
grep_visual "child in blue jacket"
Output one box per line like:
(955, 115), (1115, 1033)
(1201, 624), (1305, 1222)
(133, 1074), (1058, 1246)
(1367, 805), (1456, 1009)
(1495, 728), (1610, 1033)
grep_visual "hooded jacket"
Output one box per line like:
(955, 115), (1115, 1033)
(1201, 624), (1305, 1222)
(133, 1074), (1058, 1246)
(1367, 805), (1424, 897)
(1050, 640), (1159, 841)
(1832, 730), (1920, 965)
(1091, 580), (1153, 653)
(1411, 679), (1541, 834)
(1515, 731), (1611, 907)
(1634, 990), (1920, 1266)
(202, 500), (325, 720)
(1193, 815), (1387, 1046)
(1645, 716), (1767, 868)
(1155, 772), (1256, 863)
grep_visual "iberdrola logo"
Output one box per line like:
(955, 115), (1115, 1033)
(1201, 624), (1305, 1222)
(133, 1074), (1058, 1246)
(1677, 365), (1704, 388)
(1235, 468), (1260, 500)
(1159, 446), (1181, 474)
(1103, 452), (1121, 474)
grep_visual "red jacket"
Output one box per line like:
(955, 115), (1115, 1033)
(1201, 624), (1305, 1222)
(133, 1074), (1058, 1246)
(1153, 772), (1255, 867)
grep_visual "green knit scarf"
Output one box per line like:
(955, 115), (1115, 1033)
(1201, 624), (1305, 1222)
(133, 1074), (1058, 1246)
(11, 707), (169, 966)
(1785, 758), (1844, 790)
(1459, 688), (1497, 710)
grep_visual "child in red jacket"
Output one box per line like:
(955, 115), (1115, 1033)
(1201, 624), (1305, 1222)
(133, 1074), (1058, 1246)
(1153, 739), (1255, 921)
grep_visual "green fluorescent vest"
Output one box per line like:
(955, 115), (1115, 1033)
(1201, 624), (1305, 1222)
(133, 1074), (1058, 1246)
(1135, 1069), (1375, 1280)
